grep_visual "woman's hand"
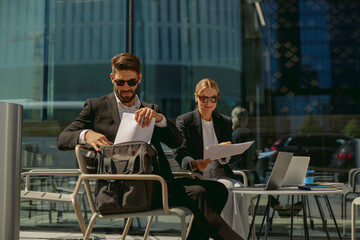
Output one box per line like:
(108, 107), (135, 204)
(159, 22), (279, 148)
(190, 159), (212, 172)
(219, 141), (231, 145)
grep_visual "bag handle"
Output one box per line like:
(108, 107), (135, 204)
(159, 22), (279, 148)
(127, 153), (143, 174)
(104, 157), (112, 174)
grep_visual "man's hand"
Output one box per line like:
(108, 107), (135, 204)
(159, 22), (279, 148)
(135, 107), (163, 127)
(85, 130), (113, 151)
(191, 159), (212, 172)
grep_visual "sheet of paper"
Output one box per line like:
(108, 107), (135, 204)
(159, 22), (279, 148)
(203, 141), (254, 160)
(114, 112), (155, 144)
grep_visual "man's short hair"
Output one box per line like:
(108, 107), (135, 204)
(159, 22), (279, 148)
(111, 53), (141, 75)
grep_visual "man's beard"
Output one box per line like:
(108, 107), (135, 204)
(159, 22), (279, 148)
(115, 85), (138, 104)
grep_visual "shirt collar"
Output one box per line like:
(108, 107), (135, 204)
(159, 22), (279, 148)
(113, 92), (141, 110)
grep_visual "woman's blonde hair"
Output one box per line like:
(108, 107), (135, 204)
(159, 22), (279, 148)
(194, 78), (220, 96)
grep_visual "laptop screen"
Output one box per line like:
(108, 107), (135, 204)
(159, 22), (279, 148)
(265, 152), (294, 190)
(282, 156), (310, 186)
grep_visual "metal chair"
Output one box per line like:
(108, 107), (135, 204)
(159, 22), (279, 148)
(20, 169), (87, 233)
(343, 168), (360, 220)
(75, 144), (193, 240)
(352, 196), (360, 240)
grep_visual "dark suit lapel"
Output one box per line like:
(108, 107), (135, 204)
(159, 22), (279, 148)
(193, 109), (204, 158)
(106, 93), (121, 127)
(212, 112), (223, 143)
(140, 102), (147, 109)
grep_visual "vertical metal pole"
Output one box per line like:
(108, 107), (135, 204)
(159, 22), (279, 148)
(256, 86), (261, 150)
(290, 195), (294, 239)
(356, 139), (360, 180)
(42, 0), (50, 120)
(126, 0), (134, 53)
(0, 103), (23, 240)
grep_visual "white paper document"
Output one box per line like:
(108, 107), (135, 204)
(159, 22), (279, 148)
(114, 112), (155, 144)
(203, 141), (254, 160)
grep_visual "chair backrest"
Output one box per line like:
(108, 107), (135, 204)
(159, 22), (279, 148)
(75, 145), (98, 214)
(75, 145), (96, 175)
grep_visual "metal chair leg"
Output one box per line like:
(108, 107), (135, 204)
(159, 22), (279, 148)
(143, 216), (154, 240)
(301, 195), (310, 240)
(290, 195), (294, 240)
(248, 195), (261, 240)
(306, 195), (314, 230)
(122, 217), (133, 240)
(324, 195), (343, 240)
(352, 198), (359, 240)
(314, 195), (330, 239)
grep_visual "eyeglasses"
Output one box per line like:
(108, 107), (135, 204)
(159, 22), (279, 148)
(113, 78), (138, 87)
(198, 95), (219, 103)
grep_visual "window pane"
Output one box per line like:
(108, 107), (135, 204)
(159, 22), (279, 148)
(134, 0), (243, 119)
(0, 0), (126, 229)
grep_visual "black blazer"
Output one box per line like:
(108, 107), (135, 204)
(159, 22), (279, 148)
(173, 108), (236, 179)
(57, 93), (182, 180)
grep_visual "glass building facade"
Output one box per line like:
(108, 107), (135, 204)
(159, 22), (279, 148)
(1, 0), (360, 234)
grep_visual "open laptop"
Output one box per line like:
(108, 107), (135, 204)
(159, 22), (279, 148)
(238, 151), (294, 190)
(237, 153), (310, 191)
(282, 156), (310, 187)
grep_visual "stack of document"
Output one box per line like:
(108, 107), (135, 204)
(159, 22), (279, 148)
(298, 182), (343, 191)
(306, 182), (344, 190)
(298, 185), (337, 191)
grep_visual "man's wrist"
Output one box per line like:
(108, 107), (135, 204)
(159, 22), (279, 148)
(156, 113), (163, 123)
(79, 129), (90, 144)
(155, 114), (167, 127)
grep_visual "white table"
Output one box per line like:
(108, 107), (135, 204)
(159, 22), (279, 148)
(231, 188), (343, 240)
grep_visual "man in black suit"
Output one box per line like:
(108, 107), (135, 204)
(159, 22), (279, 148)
(57, 53), (243, 240)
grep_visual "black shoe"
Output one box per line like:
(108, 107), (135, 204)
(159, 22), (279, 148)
(274, 201), (303, 218)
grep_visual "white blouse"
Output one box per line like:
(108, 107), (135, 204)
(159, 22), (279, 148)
(201, 118), (218, 157)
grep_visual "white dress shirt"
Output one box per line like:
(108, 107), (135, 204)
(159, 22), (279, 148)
(79, 92), (167, 143)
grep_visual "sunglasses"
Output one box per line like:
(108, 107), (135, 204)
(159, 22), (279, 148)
(198, 95), (219, 103)
(113, 78), (138, 87)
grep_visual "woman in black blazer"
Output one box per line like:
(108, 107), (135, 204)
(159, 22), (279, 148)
(174, 78), (249, 239)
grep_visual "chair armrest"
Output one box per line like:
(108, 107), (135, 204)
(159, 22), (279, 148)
(353, 197), (360, 206)
(233, 170), (248, 187)
(21, 169), (81, 191)
(172, 172), (202, 180)
(80, 174), (172, 214)
(22, 169), (81, 176)
(349, 168), (360, 186)
(352, 170), (360, 192)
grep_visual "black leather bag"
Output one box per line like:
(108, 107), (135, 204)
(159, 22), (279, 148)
(95, 141), (159, 215)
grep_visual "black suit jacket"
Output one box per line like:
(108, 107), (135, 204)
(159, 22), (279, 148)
(57, 93), (182, 180)
(173, 108), (236, 178)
